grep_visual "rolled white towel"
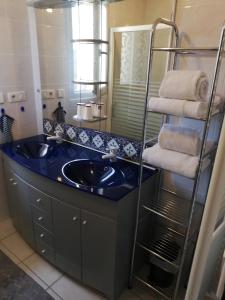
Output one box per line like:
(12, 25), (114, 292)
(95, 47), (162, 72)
(159, 124), (200, 156)
(159, 70), (209, 101)
(148, 96), (224, 119)
(142, 144), (210, 179)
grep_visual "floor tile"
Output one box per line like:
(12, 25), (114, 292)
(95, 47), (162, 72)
(47, 288), (63, 300)
(0, 218), (16, 240)
(132, 282), (160, 300)
(18, 262), (48, 290)
(24, 253), (62, 286)
(1, 232), (33, 261)
(0, 241), (20, 265)
(51, 275), (104, 300)
(119, 289), (141, 300)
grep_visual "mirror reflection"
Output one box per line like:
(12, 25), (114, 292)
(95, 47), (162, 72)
(34, 0), (174, 140)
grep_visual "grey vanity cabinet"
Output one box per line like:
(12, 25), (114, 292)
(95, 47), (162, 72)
(4, 169), (34, 247)
(81, 210), (116, 297)
(2, 154), (153, 300)
(52, 198), (82, 280)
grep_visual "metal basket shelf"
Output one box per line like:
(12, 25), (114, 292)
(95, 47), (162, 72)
(135, 264), (177, 300)
(137, 225), (184, 270)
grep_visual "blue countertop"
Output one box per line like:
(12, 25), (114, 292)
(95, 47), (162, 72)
(0, 135), (157, 201)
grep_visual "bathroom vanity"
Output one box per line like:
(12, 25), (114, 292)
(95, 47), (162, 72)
(1, 135), (157, 300)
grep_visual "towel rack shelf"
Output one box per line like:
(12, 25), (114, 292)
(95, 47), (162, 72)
(147, 108), (225, 122)
(129, 17), (225, 300)
(142, 204), (187, 227)
(135, 273), (175, 300)
(152, 47), (221, 54)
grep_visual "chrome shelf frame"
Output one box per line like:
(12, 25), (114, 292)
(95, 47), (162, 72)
(152, 47), (222, 55)
(147, 108), (225, 122)
(73, 80), (108, 85)
(72, 38), (109, 44)
(129, 17), (225, 300)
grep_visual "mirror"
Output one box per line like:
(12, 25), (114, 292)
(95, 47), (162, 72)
(34, 0), (175, 140)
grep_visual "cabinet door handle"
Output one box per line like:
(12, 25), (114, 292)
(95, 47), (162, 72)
(41, 249), (46, 254)
(38, 216), (44, 221)
(36, 198), (41, 203)
(82, 220), (87, 225)
(72, 216), (78, 221)
(40, 233), (45, 238)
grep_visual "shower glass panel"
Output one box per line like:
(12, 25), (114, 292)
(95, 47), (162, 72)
(110, 26), (170, 141)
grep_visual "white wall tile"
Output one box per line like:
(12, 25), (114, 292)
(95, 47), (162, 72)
(5, 0), (28, 22)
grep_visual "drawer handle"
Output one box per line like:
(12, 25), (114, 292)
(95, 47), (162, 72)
(9, 178), (14, 182)
(12, 182), (17, 186)
(72, 216), (78, 221)
(40, 233), (45, 238)
(41, 249), (46, 254)
(36, 198), (41, 203)
(38, 216), (44, 221)
(82, 220), (87, 225)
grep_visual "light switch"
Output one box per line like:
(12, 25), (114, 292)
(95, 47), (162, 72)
(57, 89), (65, 98)
(7, 91), (26, 102)
(0, 92), (4, 104)
(42, 89), (56, 100)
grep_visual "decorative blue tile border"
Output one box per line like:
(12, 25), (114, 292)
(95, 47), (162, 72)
(43, 118), (142, 162)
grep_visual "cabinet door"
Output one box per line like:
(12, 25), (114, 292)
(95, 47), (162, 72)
(81, 210), (116, 297)
(13, 173), (35, 247)
(4, 166), (34, 247)
(4, 167), (21, 231)
(53, 198), (81, 280)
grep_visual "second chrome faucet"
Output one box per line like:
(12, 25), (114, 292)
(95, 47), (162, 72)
(102, 147), (118, 162)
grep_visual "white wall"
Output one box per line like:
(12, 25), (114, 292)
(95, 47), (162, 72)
(0, 0), (39, 221)
(175, 1), (225, 299)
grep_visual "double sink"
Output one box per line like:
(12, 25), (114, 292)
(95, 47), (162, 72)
(15, 141), (126, 189)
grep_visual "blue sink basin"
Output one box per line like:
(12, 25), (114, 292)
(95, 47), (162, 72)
(15, 142), (53, 159)
(62, 159), (126, 188)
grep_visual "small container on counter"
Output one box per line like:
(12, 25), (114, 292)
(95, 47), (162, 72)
(93, 103), (104, 118)
(76, 103), (86, 119)
(83, 104), (93, 120)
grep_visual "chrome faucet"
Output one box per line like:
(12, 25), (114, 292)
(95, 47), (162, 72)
(102, 146), (118, 162)
(47, 130), (64, 144)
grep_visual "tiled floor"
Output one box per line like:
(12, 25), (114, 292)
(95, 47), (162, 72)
(0, 218), (159, 300)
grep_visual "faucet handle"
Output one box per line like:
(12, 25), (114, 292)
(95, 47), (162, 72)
(54, 130), (63, 136)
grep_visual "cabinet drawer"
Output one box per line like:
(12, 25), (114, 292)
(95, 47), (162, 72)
(31, 205), (53, 232)
(34, 223), (54, 248)
(36, 240), (55, 265)
(30, 188), (51, 212)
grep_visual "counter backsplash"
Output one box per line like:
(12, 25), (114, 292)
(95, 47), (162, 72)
(43, 119), (142, 162)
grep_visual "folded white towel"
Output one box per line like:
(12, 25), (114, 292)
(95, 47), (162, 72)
(142, 144), (210, 179)
(159, 70), (209, 101)
(148, 96), (224, 119)
(159, 124), (200, 156)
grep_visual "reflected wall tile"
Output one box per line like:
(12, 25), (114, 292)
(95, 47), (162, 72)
(5, 0), (28, 22)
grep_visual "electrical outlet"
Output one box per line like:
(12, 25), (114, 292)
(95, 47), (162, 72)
(57, 89), (65, 98)
(0, 92), (4, 104)
(42, 89), (56, 100)
(7, 91), (26, 102)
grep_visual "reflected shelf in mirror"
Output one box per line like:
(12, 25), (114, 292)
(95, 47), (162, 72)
(73, 115), (107, 123)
